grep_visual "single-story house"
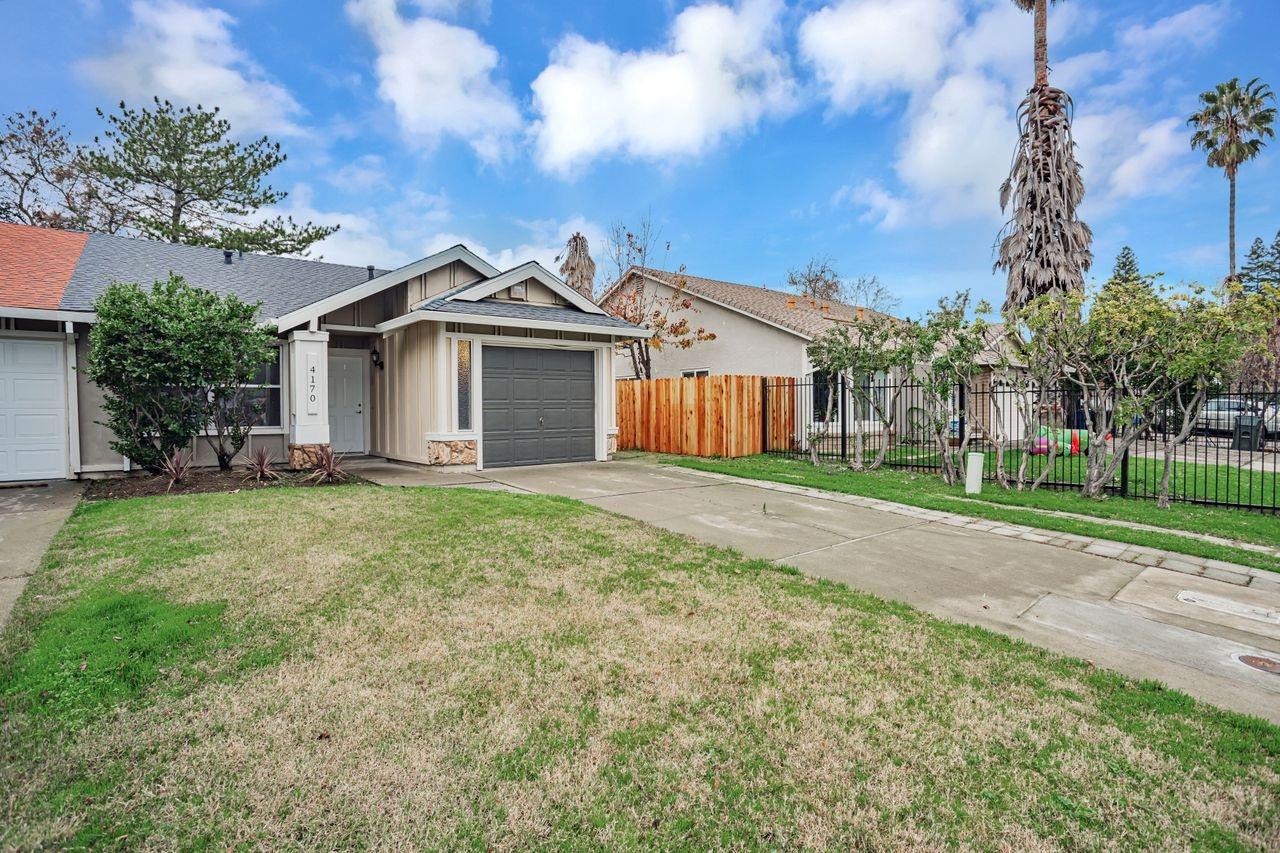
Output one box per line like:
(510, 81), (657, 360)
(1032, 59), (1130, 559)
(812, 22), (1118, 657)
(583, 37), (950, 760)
(606, 266), (887, 381)
(0, 222), (649, 482)
(604, 266), (898, 436)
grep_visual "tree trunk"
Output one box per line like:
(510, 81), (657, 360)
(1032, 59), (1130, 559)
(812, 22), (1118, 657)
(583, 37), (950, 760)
(1228, 170), (1238, 282)
(1034, 0), (1048, 87)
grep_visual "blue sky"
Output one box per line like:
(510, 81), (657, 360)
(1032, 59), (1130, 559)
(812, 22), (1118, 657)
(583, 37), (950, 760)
(4, 0), (1278, 315)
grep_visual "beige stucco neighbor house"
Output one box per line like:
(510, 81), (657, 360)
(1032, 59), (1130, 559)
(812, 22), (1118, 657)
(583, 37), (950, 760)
(0, 222), (649, 482)
(607, 266), (887, 381)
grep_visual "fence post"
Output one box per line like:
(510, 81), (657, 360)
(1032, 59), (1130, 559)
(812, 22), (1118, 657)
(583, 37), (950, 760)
(839, 373), (847, 461)
(760, 377), (768, 454)
(1120, 444), (1130, 497)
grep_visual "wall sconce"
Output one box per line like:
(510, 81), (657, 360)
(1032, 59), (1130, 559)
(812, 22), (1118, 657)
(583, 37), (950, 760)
(370, 347), (384, 370)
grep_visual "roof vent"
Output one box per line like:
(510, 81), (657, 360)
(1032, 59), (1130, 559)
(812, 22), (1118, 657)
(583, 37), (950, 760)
(820, 302), (830, 313)
(856, 307), (866, 320)
(366, 264), (375, 280)
(785, 296), (797, 309)
(223, 249), (233, 264)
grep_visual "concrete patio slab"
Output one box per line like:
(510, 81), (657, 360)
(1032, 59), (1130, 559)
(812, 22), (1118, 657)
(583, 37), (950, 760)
(0, 481), (82, 629)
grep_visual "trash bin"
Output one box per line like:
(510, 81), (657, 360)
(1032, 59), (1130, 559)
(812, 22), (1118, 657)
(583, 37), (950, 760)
(1233, 414), (1264, 451)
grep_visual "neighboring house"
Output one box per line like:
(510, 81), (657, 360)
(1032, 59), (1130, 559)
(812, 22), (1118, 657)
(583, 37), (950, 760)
(606, 266), (887, 381)
(0, 222), (648, 482)
(603, 267), (899, 447)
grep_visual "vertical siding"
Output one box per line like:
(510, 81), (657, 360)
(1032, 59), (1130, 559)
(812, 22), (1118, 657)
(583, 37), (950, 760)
(369, 320), (438, 463)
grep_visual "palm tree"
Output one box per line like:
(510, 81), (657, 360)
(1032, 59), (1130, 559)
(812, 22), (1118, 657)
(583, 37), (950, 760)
(995, 0), (1092, 313)
(556, 232), (596, 300)
(1188, 77), (1276, 282)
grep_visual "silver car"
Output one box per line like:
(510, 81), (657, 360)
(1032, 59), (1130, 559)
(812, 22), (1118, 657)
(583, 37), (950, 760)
(1194, 396), (1278, 438)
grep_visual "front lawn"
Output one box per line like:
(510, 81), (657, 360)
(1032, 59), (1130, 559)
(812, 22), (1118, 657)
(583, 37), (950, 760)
(2, 485), (1278, 847)
(664, 454), (1280, 574)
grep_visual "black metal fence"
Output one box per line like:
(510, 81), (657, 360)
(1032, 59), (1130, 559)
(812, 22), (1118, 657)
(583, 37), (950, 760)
(764, 375), (1280, 514)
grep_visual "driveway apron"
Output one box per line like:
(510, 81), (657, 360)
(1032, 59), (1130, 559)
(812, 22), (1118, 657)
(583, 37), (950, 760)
(0, 481), (82, 630)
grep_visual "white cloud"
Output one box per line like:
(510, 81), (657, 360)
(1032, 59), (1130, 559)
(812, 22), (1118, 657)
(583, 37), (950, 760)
(79, 0), (303, 136)
(1119, 2), (1228, 57)
(345, 0), (521, 162)
(326, 154), (391, 194)
(1074, 113), (1192, 206)
(530, 0), (795, 175)
(423, 216), (608, 276)
(799, 0), (963, 112)
(896, 73), (1014, 220)
(256, 184), (415, 268)
(834, 179), (909, 230)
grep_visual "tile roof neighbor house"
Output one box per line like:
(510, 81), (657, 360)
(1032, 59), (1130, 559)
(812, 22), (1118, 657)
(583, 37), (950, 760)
(604, 266), (893, 381)
(0, 221), (649, 482)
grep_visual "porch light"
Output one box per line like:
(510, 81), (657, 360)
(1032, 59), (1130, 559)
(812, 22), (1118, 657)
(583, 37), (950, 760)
(370, 347), (384, 370)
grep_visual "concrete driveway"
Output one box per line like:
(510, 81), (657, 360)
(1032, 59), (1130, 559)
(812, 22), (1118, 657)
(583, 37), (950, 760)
(0, 481), (82, 629)
(477, 459), (1280, 723)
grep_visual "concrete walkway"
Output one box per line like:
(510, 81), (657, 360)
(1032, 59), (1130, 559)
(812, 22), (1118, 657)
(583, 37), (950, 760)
(467, 459), (1280, 723)
(0, 481), (82, 630)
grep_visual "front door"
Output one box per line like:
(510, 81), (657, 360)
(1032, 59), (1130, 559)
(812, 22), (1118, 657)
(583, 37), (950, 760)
(328, 352), (366, 454)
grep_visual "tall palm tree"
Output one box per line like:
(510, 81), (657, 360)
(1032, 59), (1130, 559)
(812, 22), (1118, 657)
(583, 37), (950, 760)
(1188, 77), (1276, 282)
(556, 231), (596, 300)
(995, 0), (1092, 313)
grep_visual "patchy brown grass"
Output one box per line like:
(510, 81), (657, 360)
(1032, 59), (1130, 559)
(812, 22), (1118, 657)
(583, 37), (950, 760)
(2, 484), (1278, 849)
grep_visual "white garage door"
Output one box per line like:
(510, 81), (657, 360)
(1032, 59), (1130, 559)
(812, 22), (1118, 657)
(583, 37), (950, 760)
(0, 338), (68, 481)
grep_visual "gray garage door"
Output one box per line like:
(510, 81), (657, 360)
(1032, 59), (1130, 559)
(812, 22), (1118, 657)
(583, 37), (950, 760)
(482, 346), (595, 467)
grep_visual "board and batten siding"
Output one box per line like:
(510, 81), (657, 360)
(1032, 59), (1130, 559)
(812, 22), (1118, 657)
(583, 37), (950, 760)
(369, 320), (439, 463)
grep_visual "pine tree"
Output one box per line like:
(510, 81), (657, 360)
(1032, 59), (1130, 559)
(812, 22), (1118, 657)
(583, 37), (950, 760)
(1240, 237), (1273, 292)
(1108, 246), (1141, 285)
(87, 99), (337, 255)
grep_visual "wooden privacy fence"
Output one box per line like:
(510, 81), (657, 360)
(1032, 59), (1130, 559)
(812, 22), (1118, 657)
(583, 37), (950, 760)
(616, 375), (797, 458)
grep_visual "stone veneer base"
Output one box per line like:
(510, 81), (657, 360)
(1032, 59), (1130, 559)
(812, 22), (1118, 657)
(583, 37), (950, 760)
(427, 439), (477, 465)
(287, 443), (330, 470)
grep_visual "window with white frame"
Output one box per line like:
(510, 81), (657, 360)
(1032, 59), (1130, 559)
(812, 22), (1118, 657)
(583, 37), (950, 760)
(245, 348), (283, 427)
(681, 368), (710, 378)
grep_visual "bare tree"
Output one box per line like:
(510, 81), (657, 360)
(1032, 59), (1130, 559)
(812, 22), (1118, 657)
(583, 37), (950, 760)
(843, 274), (901, 314)
(601, 214), (715, 380)
(788, 257), (842, 303)
(0, 109), (130, 232)
(788, 257), (900, 313)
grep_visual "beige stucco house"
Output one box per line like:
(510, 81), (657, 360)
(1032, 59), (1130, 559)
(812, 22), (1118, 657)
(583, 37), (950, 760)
(606, 267), (883, 381)
(0, 222), (648, 482)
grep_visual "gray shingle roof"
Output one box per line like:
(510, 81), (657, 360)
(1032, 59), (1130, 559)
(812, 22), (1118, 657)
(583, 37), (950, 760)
(418, 295), (641, 332)
(617, 267), (894, 339)
(60, 232), (387, 318)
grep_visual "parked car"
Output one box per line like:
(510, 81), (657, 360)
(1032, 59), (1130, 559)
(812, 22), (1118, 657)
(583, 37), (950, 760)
(1193, 396), (1278, 438)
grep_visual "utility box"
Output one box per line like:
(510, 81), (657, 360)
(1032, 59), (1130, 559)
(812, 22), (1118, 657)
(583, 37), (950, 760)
(1233, 415), (1264, 451)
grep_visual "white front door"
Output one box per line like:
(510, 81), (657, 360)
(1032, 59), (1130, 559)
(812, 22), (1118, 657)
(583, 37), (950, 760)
(327, 352), (366, 454)
(0, 337), (68, 481)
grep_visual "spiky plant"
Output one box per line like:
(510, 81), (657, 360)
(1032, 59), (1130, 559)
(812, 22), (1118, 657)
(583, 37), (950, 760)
(995, 0), (1092, 313)
(1188, 77), (1276, 283)
(557, 232), (596, 300)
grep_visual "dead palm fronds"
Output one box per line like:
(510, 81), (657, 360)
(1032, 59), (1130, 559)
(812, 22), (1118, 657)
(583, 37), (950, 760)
(995, 0), (1091, 312)
(556, 232), (596, 299)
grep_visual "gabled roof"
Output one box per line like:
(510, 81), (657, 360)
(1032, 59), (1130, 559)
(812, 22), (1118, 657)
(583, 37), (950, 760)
(613, 267), (891, 340)
(378, 263), (650, 338)
(447, 260), (604, 315)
